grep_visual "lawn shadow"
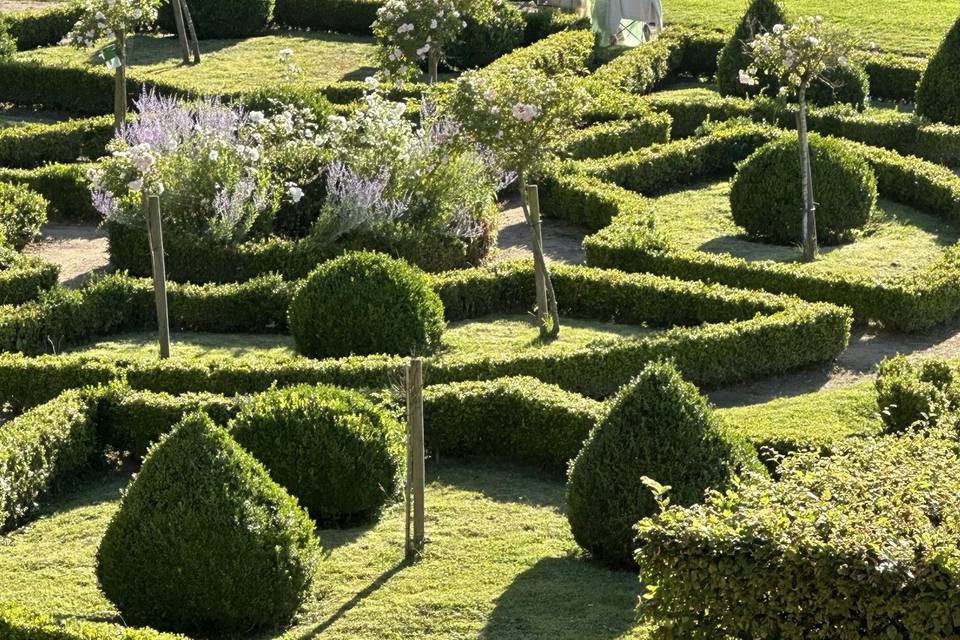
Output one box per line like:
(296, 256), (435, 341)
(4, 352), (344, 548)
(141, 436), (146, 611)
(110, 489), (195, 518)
(315, 520), (377, 554)
(480, 556), (640, 640)
(84, 34), (236, 68)
(429, 461), (566, 510)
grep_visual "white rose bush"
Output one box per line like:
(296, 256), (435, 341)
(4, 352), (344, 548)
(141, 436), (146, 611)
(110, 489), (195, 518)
(373, 0), (468, 84)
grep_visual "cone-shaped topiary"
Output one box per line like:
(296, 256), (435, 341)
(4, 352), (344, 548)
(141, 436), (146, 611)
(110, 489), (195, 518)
(96, 412), (320, 634)
(730, 133), (877, 246)
(288, 251), (445, 359)
(716, 0), (787, 97)
(916, 16), (960, 125)
(230, 384), (406, 526)
(565, 361), (762, 568)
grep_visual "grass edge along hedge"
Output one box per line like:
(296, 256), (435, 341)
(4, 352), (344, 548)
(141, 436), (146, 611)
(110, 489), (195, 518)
(575, 121), (960, 331)
(0, 601), (186, 640)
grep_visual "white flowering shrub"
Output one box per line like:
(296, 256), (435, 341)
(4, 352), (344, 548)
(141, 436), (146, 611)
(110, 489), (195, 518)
(66, 0), (161, 48)
(373, 0), (468, 83)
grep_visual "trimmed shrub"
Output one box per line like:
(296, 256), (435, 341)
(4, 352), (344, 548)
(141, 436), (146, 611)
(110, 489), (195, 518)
(0, 181), (48, 250)
(916, 16), (960, 125)
(446, 0), (525, 70)
(858, 51), (925, 102)
(565, 361), (762, 568)
(875, 355), (960, 433)
(0, 162), (96, 223)
(715, 0), (786, 97)
(0, 250), (59, 305)
(484, 28), (594, 76)
(273, 0), (380, 34)
(289, 252), (445, 358)
(0, 116), (112, 169)
(730, 134), (877, 245)
(0, 26), (13, 59)
(521, 8), (589, 46)
(809, 61), (869, 109)
(559, 116), (672, 160)
(230, 384), (404, 525)
(636, 433), (960, 638)
(158, 0), (274, 38)
(96, 412), (320, 634)
(0, 602), (186, 640)
(0, 3), (82, 51)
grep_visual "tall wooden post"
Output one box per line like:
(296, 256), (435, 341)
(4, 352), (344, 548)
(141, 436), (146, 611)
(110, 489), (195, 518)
(146, 195), (171, 359)
(525, 184), (560, 338)
(171, 0), (191, 65)
(113, 32), (127, 131)
(405, 357), (425, 560)
(181, 0), (202, 65)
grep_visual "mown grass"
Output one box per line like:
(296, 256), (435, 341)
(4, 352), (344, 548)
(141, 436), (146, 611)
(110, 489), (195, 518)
(648, 181), (960, 281)
(664, 0), (955, 56)
(65, 315), (660, 363)
(15, 31), (378, 94)
(0, 463), (651, 640)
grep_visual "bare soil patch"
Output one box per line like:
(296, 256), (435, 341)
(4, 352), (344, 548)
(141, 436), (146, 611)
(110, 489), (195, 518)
(23, 224), (110, 288)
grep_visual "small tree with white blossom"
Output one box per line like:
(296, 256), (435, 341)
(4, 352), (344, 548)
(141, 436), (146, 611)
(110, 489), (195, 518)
(741, 16), (856, 262)
(67, 0), (162, 130)
(373, 0), (468, 85)
(444, 67), (586, 338)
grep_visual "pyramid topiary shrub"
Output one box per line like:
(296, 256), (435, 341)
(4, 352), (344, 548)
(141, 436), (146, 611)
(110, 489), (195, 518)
(730, 133), (877, 246)
(288, 251), (445, 359)
(716, 0), (787, 97)
(917, 16), (960, 125)
(230, 384), (405, 525)
(565, 361), (762, 568)
(96, 412), (320, 635)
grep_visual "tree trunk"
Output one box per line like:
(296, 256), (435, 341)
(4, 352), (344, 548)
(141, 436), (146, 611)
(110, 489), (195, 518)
(181, 0), (202, 64)
(171, 0), (190, 64)
(427, 49), (439, 85)
(523, 182), (560, 339)
(797, 89), (818, 262)
(113, 32), (127, 132)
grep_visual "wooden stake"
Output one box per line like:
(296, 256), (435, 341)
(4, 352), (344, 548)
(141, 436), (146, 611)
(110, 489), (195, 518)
(180, 0), (202, 65)
(405, 357), (425, 559)
(146, 195), (171, 359)
(113, 33), (127, 132)
(171, 0), (191, 65)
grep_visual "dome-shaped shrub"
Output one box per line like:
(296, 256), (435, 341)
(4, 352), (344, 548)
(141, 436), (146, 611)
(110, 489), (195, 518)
(230, 384), (405, 525)
(565, 361), (762, 568)
(917, 16), (960, 124)
(730, 134), (877, 246)
(288, 251), (445, 358)
(808, 62), (870, 109)
(716, 0), (787, 97)
(0, 181), (47, 250)
(96, 412), (319, 634)
(446, 0), (525, 70)
(158, 0), (274, 39)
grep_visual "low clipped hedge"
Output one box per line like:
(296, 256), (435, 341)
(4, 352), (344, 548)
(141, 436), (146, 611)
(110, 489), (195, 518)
(158, 0), (274, 38)
(0, 602), (186, 640)
(857, 50), (926, 101)
(0, 251), (59, 306)
(230, 384), (405, 524)
(0, 261), (852, 407)
(483, 28), (595, 76)
(636, 432), (960, 638)
(0, 116), (112, 169)
(579, 123), (960, 331)
(0, 162), (97, 223)
(875, 355), (960, 433)
(0, 3), (82, 51)
(559, 116), (672, 160)
(0, 180), (48, 250)
(273, 0), (381, 33)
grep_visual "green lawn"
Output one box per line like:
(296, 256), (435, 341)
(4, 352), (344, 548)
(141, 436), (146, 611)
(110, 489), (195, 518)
(664, 0), (955, 56)
(0, 463), (650, 640)
(15, 31), (378, 95)
(65, 315), (660, 363)
(648, 181), (960, 281)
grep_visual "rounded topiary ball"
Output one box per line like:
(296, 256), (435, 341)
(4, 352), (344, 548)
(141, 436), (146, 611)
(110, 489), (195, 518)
(288, 251), (445, 358)
(158, 0), (274, 39)
(565, 361), (762, 568)
(96, 412), (320, 634)
(0, 181), (47, 250)
(230, 384), (406, 525)
(730, 134), (877, 246)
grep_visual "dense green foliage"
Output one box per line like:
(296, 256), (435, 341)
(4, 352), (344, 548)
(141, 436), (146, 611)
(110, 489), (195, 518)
(273, 0), (381, 33)
(159, 0), (275, 38)
(0, 3), (81, 51)
(289, 252), (445, 359)
(446, 0), (526, 70)
(916, 15), (960, 125)
(716, 0), (786, 97)
(230, 384), (404, 524)
(876, 355), (960, 433)
(0, 602), (186, 640)
(565, 362), (761, 567)
(0, 116), (112, 169)
(0, 249), (58, 306)
(730, 134), (877, 245)
(0, 162), (96, 223)
(96, 412), (320, 634)
(0, 181), (48, 250)
(636, 433), (960, 638)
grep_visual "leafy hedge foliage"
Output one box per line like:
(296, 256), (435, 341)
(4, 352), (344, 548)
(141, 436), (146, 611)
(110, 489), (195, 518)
(484, 28), (595, 76)
(0, 3), (82, 51)
(916, 15), (960, 125)
(273, 0), (381, 33)
(730, 134), (877, 245)
(158, 0), (274, 38)
(0, 602), (186, 640)
(715, 0), (786, 98)
(566, 361), (761, 567)
(857, 50), (925, 101)
(230, 384), (404, 524)
(0, 181), (48, 250)
(423, 376), (604, 472)
(875, 355), (960, 433)
(559, 116), (672, 160)
(289, 252), (445, 358)
(0, 390), (95, 531)
(445, 0), (526, 70)
(97, 412), (319, 634)
(636, 432), (960, 639)
(521, 8), (589, 46)
(0, 117), (112, 169)
(0, 250), (59, 306)
(0, 163), (97, 223)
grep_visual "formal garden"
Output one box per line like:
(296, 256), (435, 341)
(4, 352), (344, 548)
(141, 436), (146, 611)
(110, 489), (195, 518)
(1, 0), (960, 637)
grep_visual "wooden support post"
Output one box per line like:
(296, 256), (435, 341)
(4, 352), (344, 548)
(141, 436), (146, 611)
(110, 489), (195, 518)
(146, 195), (171, 359)
(171, 0), (191, 65)
(113, 32), (127, 132)
(524, 184), (548, 324)
(181, 0), (202, 65)
(405, 357), (425, 560)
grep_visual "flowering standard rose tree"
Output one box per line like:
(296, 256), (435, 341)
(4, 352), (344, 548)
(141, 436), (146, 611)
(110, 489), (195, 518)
(741, 17), (856, 262)
(444, 67), (586, 338)
(373, 0), (468, 84)
(67, 0), (162, 130)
